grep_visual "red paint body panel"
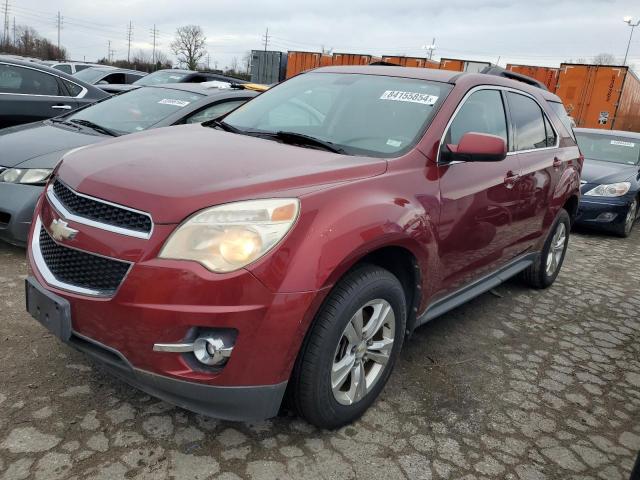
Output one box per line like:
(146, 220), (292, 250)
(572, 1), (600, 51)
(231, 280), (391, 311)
(28, 66), (581, 399)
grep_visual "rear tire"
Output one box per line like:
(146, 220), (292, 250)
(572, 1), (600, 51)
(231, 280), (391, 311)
(521, 209), (570, 289)
(291, 264), (406, 429)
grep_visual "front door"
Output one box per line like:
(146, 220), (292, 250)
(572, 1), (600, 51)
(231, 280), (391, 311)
(437, 88), (523, 294)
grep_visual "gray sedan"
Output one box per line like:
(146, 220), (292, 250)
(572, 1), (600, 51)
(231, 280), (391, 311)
(0, 83), (260, 246)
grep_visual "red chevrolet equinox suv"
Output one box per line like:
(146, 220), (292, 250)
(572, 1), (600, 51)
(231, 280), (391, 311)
(26, 66), (582, 428)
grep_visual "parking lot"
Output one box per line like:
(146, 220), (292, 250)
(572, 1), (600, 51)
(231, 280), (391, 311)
(0, 228), (637, 480)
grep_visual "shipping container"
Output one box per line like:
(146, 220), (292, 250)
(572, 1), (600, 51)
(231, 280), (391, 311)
(285, 51), (332, 78)
(555, 64), (640, 131)
(439, 58), (491, 73)
(506, 64), (559, 93)
(382, 56), (429, 68)
(332, 53), (373, 66)
(250, 50), (287, 84)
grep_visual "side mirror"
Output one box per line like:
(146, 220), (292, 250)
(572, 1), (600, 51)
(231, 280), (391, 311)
(445, 132), (507, 162)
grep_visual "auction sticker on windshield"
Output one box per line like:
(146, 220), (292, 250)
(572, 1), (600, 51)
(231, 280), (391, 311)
(380, 91), (438, 105)
(158, 99), (190, 107)
(611, 140), (636, 148)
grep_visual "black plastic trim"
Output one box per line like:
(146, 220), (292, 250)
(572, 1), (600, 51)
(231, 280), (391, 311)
(416, 252), (538, 326)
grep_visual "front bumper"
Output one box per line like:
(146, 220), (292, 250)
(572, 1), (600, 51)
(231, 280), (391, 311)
(575, 196), (633, 231)
(0, 182), (43, 247)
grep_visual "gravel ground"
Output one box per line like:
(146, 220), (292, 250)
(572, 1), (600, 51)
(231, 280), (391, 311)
(0, 229), (639, 480)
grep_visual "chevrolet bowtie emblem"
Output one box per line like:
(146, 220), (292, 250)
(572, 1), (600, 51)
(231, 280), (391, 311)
(50, 219), (78, 241)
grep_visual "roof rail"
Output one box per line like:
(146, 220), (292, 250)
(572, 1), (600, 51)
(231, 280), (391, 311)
(480, 66), (548, 91)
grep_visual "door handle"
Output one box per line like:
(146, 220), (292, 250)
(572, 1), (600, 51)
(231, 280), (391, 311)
(553, 157), (563, 169)
(504, 171), (519, 189)
(51, 105), (72, 110)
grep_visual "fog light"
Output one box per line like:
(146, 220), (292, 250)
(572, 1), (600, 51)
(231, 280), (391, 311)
(153, 335), (234, 366)
(596, 212), (617, 222)
(193, 337), (233, 366)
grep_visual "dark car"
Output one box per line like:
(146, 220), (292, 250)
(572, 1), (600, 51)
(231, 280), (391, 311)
(0, 83), (259, 246)
(574, 128), (640, 237)
(0, 58), (110, 129)
(25, 66), (581, 428)
(73, 66), (147, 86)
(97, 68), (248, 93)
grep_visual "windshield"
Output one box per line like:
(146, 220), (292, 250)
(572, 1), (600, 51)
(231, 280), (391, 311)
(223, 72), (452, 157)
(65, 87), (203, 135)
(575, 132), (640, 165)
(73, 68), (110, 83)
(135, 71), (189, 86)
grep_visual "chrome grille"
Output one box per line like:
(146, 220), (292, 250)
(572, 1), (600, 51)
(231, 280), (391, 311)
(49, 179), (153, 237)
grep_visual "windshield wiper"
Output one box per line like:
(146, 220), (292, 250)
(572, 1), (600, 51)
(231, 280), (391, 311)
(49, 118), (82, 130)
(206, 119), (245, 133)
(272, 131), (347, 154)
(70, 119), (119, 137)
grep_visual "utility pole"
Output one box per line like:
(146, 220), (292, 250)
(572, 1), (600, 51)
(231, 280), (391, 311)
(2, 0), (9, 47)
(107, 40), (115, 63)
(126, 21), (133, 63)
(262, 27), (270, 52)
(428, 37), (435, 61)
(56, 11), (62, 53)
(150, 24), (159, 67)
(12, 16), (15, 47)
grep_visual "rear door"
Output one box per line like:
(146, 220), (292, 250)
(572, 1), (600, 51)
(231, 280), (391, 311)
(0, 63), (80, 128)
(437, 87), (523, 291)
(505, 91), (562, 248)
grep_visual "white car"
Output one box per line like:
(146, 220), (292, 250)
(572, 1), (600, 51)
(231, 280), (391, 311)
(39, 61), (114, 75)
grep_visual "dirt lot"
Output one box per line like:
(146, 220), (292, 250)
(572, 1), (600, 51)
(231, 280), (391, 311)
(0, 229), (639, 480)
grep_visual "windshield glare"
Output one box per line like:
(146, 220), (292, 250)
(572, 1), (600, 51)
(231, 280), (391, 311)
(135, 71), (189, 85)
(576, 133), (640, 165)
(66, 87), (203, 135)
(224, 72), (452, 157)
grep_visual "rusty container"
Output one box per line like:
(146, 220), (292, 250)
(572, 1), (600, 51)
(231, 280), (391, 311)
(506, 64), (559, 93)
(556, 64), (640, 131)
(439, 58), (491, 72)
(332, 53), (373, 66)
(285, 51), (329, 78)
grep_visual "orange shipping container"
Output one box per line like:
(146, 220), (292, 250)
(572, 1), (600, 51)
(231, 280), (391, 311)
(332, 53), (373, 66)
(556, 64), (640, 132)
(285, 51), (332, 79)
(439, 58), (491, 72)
(382, 56), (429, 68)
(506, 64), (559, 93)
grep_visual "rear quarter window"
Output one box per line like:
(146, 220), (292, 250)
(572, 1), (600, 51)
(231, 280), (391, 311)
(549, 101), (576, 140)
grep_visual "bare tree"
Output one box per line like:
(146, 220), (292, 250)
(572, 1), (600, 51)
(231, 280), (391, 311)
(592, 53), (618, 65)
(170, 25), (206, 70)
(243, 51), (252, 74)
(230, 56), (239, 73)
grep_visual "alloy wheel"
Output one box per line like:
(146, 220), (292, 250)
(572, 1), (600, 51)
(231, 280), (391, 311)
(331, 299), (396, 406)
(624, 200), (637, 235)
(545, 222), (567, 277)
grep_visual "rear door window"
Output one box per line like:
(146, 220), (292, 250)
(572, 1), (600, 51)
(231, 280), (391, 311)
(507, 92), (547, 151)
(0, 64), (61, 96)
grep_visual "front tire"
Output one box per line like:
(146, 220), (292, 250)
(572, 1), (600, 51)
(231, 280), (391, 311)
(617, 198), (637, 238)
(521, 209), (570, 289)
(291, 265), (406, 429)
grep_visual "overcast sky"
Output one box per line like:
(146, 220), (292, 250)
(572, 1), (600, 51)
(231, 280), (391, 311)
(7, 0), (640, 72)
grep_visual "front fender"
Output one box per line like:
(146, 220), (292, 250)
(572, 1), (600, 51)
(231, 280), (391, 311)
(247, 173), (440, 297)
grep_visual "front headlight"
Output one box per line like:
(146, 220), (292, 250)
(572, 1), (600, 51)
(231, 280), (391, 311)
(0, 168), (53, 185)
(159, 198), (300, 272)
(584, 182), (631, 197)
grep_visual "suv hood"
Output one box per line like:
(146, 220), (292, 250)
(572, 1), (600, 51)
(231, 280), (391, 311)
(56, 125), (387, 223)
(581, 158), (638, 185)
(0, 122), (102, 168)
